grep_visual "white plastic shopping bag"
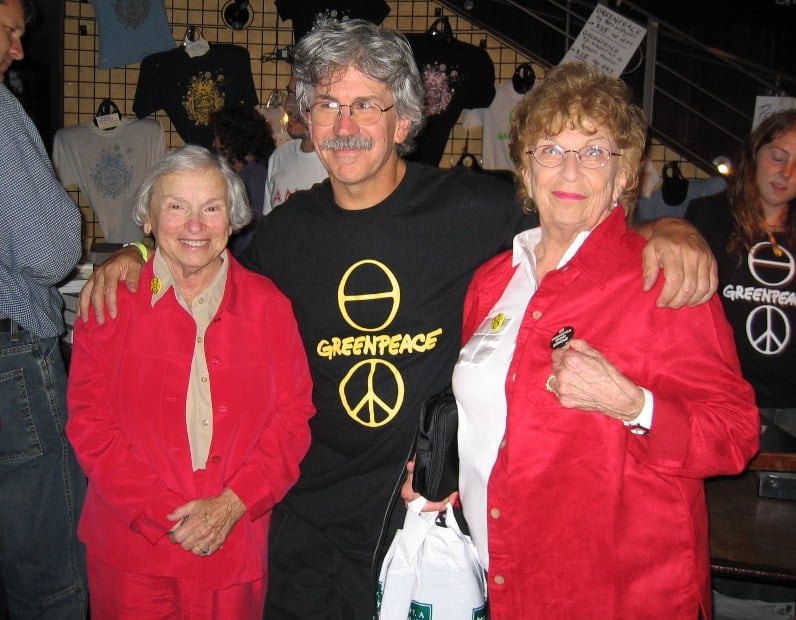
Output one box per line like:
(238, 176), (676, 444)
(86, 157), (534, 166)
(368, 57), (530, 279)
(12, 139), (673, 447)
(377, 497), (487, 620)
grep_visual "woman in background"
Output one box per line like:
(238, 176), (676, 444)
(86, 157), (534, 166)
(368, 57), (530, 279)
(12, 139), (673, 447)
(687, 109), (796, 441)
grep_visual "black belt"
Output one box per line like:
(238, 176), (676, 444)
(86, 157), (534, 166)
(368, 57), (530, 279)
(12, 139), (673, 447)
(0, 318), (17, 332)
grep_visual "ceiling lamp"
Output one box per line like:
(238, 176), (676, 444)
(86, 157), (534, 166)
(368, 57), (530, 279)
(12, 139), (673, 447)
(712, 155), (733, 176)
(222, 0), (253, 31)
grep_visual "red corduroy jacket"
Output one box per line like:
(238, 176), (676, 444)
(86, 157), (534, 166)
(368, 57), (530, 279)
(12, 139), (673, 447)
(67, 254), (315, 589)
(460, 208), (759, 619)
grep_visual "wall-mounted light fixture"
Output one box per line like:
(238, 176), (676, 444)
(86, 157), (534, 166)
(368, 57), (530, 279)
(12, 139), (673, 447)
(712, 155), (733, 176)
(222, 0), (253, 31)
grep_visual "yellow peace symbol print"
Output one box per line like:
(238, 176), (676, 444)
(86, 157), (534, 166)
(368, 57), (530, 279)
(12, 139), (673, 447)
(339, 358), (405, 427)
(338, 260), (400, 332)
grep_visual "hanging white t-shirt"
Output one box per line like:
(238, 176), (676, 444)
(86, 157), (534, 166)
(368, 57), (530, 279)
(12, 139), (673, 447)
(461, 80), (525, 172)
(263, 139), (328, 215)
(53, 117), (165, 243)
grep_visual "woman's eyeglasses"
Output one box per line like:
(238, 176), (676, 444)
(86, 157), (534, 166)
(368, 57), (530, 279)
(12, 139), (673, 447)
(527, 144), (621, 169)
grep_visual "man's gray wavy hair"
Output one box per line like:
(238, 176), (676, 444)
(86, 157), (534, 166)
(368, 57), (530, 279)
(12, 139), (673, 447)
(291, 18), (426, 157)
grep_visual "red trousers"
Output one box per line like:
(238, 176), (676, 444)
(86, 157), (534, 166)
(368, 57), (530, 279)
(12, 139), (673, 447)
(87, 554), (266, 619)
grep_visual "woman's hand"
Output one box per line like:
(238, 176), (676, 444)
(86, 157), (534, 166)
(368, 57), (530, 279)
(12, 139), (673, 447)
(548, 339), (644, 423)
(166, 487), (247, 557)
(400, 458), (458, 512)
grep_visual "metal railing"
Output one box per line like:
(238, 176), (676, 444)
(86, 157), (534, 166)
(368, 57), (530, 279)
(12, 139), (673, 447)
(438, 0), (795, 174)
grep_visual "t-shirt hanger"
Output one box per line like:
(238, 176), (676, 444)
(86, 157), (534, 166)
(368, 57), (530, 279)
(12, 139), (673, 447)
(512, 62), (536, 94)
(427, 16), (455, 42)
(93, 98), (122, 130)
(182, 25), (210, 57)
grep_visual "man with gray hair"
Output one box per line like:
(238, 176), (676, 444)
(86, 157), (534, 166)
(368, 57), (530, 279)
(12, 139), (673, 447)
(81, 19), (717, 619)
(257, 20), (527, 617)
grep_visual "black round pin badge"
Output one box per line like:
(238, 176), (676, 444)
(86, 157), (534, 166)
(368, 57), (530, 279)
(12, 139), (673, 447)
(550, 326), (574, 349)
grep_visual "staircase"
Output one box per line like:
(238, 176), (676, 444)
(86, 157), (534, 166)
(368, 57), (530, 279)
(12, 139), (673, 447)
(438, 0), (795, 174)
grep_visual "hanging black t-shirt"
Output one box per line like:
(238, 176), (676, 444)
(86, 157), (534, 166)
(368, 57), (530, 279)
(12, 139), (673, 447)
(241, 162), (535, 562)
(686, 193), (796, 407)
(276, 0), (391, 41)
(405, 32), (496, 166)
(133, 44), (258, 148)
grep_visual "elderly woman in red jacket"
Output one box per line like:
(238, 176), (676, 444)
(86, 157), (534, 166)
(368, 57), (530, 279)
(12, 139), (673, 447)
(66, 145), (315, 619)
(450, 63), (759, 618)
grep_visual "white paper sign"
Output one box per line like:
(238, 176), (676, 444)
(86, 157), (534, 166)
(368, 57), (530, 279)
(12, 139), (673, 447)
(560, 4), (647, 77)
(752, 96), (796, 130)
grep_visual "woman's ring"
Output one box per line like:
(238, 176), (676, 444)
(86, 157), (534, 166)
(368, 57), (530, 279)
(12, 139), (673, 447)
(201, 547), (210, 555)
(545, 374), (556, 393)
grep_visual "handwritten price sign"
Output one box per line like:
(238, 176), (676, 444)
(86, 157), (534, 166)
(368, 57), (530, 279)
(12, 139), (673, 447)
(559, 5), (646, 77)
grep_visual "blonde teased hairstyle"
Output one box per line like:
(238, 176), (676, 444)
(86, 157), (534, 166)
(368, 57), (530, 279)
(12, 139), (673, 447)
(509, 62), (647, 215)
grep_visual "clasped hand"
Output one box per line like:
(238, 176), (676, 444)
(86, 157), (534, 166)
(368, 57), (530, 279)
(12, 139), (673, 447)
(166, 488), (246, 557)
(547, 339), (644, 423)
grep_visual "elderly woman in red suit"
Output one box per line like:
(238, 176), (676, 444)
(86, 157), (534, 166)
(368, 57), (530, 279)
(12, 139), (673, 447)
(449, 63), (759, 618)
(66, 145), (315, 619)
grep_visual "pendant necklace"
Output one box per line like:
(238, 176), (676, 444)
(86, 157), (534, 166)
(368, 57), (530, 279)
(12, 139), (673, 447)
(766, 211), (788, 258)
(767, 229), (784, 257)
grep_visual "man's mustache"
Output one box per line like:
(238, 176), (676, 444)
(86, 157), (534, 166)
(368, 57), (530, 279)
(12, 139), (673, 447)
(320, 135), (374, 151)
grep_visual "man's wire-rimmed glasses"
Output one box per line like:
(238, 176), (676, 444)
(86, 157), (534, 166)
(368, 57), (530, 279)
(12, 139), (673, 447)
(527, 144), (622, 168)
(306, 101), (396, 126)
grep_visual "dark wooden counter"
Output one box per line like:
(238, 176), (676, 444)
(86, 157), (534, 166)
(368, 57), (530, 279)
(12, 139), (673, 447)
(707, 471), (796, 586)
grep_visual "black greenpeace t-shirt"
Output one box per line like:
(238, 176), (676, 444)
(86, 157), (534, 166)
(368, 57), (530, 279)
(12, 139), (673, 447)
(242, 162), (535, 561)
(686, 193), (796, 407)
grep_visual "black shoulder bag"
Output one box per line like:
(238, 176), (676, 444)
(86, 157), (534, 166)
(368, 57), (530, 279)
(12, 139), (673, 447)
(411, 387), (459, 502)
